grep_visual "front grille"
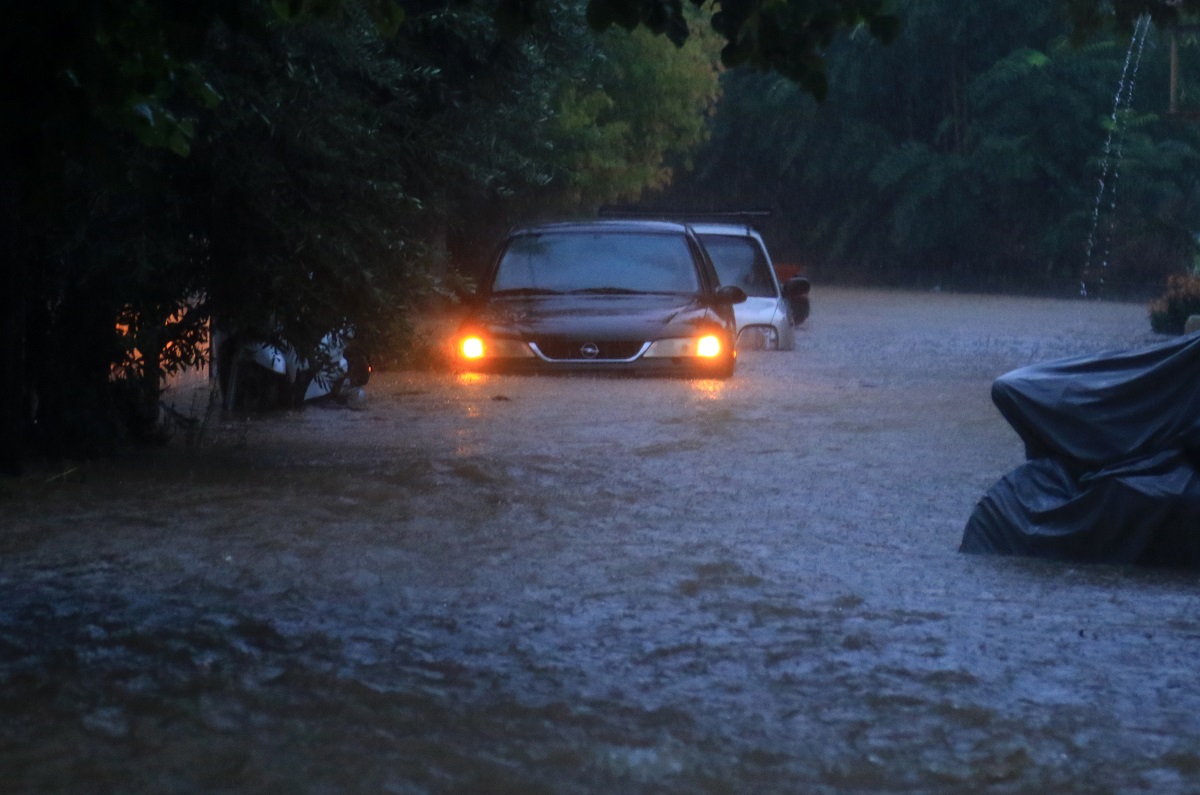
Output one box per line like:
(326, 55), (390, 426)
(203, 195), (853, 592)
(531, 339), (646, 361)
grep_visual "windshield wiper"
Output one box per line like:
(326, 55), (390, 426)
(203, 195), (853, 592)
(492, 287), (563, 296)
(568, 287), (645, 295)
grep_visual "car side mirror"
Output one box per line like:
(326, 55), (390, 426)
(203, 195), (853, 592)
(711, 284), (747, 306)
(782, 278), (811, 325)
(783, 277), (810, 298)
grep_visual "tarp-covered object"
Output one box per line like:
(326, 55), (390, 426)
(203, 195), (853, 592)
(961, 332), (1200, 566)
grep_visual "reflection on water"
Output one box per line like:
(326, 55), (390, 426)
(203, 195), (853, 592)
(453, 427), (478, 457)
(453, 373), (490, 456)
(689, 379), (726, 399)
(455, 372), (488, 387)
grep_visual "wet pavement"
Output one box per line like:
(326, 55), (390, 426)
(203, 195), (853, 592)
(3, 288), (1198, 794)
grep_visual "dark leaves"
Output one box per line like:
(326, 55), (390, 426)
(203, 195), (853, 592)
(585, 0), (689, 44)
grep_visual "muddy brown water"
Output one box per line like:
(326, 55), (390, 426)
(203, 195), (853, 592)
(3, 288), (1198, 794)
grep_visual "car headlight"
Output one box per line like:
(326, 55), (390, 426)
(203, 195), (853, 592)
(644, 335), (725, 358)
(736, 325), (780, 352)
(696, 335), (722, 358)
(461, 336), (484, 359)
(458, 335), (534, 359)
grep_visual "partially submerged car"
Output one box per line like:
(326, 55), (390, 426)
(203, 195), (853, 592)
(215, 326), (371, 411)
(455, 220), (745, 378)
(594, 208), (811, 351)
(691, 222), (811, 351)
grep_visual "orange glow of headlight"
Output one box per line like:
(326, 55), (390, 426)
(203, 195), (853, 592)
(460, 336), (485, 359)
(696, 335), (722, 358)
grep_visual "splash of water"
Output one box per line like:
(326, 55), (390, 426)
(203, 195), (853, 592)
(1082, 14), (1153, 298)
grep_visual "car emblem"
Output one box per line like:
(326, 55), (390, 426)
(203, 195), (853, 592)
(580, 342), (600, 359)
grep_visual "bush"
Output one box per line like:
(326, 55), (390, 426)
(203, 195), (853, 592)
(1149, 274), (1200, 334)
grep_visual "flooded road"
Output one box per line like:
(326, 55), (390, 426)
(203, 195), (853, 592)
(3, 288), (1199, 794)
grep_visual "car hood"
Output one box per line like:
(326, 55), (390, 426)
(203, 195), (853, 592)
(471, 293), (729, 340)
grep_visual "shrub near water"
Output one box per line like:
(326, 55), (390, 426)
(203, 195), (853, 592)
(1149, 275), (1200, 334)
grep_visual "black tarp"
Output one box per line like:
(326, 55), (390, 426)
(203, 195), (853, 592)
(961, 331), (1200, 566)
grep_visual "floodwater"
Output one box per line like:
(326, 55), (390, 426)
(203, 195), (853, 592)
(3, 288), (1198, 794)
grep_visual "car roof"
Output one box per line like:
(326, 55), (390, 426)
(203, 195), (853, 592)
(511, 219), (695, 236)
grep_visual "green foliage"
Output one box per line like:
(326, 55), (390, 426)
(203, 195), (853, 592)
(1149, 274), (1200, 333)
(195, 13), (430, 359)
(667, 0), (1200, 291)
(550, 20), (721, 204)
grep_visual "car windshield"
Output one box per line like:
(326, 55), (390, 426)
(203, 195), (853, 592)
(699, 235), (778, 298)
(492, 231), (701, 295)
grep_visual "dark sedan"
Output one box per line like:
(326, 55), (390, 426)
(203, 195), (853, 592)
(455, 220), (746, 378)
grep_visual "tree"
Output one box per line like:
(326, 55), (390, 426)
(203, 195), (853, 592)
(4, 0), (1197, 475)
(577, 0), (1200, 100)
(1065, 0), (1200, 40)
(1, 0), (722, 472)
(665, 0), (1200, 292)
(543, 16), (722, 205)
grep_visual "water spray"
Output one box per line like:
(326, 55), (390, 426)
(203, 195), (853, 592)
(1082, 14), (1153, 298)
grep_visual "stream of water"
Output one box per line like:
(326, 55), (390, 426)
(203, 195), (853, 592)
(1082, 14), (1153, 297)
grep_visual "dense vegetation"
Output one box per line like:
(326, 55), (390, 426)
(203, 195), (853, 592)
(2, 0), (725, 470)
(2, 0), (1198, 473)
(663, 0), (1200, 294)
